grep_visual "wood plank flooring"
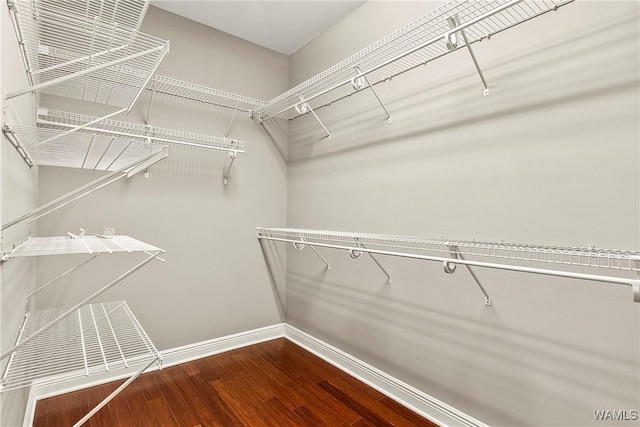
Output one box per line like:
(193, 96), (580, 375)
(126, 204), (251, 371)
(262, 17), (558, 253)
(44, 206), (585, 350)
(34, 338), (438, 427)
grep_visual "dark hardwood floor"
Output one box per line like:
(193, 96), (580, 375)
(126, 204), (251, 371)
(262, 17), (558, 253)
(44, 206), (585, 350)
(34, 338), (438, 427)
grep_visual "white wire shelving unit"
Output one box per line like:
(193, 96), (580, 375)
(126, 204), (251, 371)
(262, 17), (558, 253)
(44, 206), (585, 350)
(1, 301), (161, 427)
(0, 230), (164, 426)
(256, 0), (574, 138)
(257, 228), (640, 304)
(6, 0), (169, 110)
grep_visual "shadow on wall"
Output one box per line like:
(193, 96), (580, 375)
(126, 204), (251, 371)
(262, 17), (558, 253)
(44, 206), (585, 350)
(256, 116), (289, 162)
(286, 269), (637, 425)
(258, 238), (287, 319)
(286, 11), (639, 163)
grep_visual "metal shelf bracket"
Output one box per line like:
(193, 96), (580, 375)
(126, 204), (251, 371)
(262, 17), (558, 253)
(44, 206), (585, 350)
(293, 235), (330, 270)
(352, 66), (392, 122)
(446, 243), (492, 306)
(446, 15), (490, 96)
(223, 145), (239, 185)
(295, 95), (332, 140)
(355, 238), (391, 285)
(633, 257), (640, 303)
(2, 124), (34, 167)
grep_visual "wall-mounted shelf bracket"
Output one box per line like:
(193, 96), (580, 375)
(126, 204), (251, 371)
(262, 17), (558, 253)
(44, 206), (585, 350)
(3, 124), (34, 167)
(223, 145), (239, 185)
(25, 253), (103, 309)
(446, 15), (490, 96)
(145, 80), (156, 125)
(355, 238), (391, 284)
(633, 257), (640, 303)
(225, 101), (241, 138)
(293, 235), (330, 270)
(295, 95), (332, 140)
(352, 66), (392, 122)
(444, 244), (491, 306)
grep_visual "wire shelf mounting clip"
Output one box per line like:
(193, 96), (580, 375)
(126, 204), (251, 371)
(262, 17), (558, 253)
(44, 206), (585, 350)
(445, 243), (492, 306)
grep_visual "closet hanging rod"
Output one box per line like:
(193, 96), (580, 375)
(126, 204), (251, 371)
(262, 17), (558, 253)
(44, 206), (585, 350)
(257, 228), (640, 303)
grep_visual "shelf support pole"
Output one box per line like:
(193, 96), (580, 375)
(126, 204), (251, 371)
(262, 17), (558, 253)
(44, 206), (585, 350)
(225, 101), (240, 138)
(446, 15), (490, 96)
(295, 95), (332, 140)
(352, 66), (392, 122)
(145, 79), (156, 125)
(25, 253), (103, 306)
(72, 358), (159, 427)
(355, 238), (391, 284)
(633, 257), (640, 303)
(296, 236), (330, 270)
(223, 142), (239, 185)
(444, 244), (492, 306)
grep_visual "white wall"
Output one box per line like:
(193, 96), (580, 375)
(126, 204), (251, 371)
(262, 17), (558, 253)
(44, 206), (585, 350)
(284, 1), (639, 426)
(34, 6), (289, 352)
(1, 2), (39, 425)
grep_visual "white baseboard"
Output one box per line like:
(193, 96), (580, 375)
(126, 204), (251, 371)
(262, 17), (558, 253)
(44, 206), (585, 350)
(284, 324), (487, 427)
(24, 322), (484, 427)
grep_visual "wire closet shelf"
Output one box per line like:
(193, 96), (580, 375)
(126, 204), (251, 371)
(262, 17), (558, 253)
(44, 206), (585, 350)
(36, 107), (245, 154)
(150, 75), (267, 114)
(3, 235), (163, 259)
(257, 228), (640, 303)
(7, 0), (169, 109)
(1, 301), (160, 393)
(257, 0), (574, 121)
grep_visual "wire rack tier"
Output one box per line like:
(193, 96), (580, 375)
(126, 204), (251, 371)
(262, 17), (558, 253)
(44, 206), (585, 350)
(37, 107), (244, 153)
(5, 121), (167, 171)
(257, 0), (573, 120)
(4, 235), (163, 259)
(8, 0), (169, 109)
(150, 74), (267, 114)
(1, 301), (160, 392)
(24, 0), (150, 32)
(257, 228), (640, 272)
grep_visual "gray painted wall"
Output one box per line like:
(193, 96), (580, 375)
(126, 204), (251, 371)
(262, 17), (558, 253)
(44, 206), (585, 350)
(34, 5), (288, 353)
(285, 1), (639, 426)
(1, 2), (38, 425)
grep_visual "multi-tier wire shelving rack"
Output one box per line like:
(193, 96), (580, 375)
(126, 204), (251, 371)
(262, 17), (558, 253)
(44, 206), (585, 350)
(0, 1), (171, 425)
(0, 230), (165, 426)
(257, 228), (640, 305)
(256, 0), (575, 139)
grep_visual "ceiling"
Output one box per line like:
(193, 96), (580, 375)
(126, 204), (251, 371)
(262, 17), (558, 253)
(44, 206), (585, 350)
(151, 1), (366, 55)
